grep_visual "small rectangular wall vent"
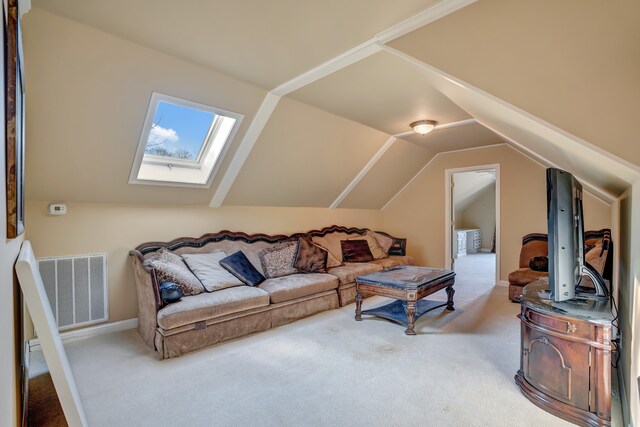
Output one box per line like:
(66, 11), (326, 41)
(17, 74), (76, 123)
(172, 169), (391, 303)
(37, 254), (108, 330)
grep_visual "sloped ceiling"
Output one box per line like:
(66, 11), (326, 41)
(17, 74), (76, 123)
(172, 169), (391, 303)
(23, 8), (266, 205)
(403, 122), (503, 152)
(288, 51), (470, 135)
(32, 0), (438, 89)
(390, 0), (640, 167)
(23, 0), (640, 210)
(224, 97), (391, 207)
(453, 171), (495, 212)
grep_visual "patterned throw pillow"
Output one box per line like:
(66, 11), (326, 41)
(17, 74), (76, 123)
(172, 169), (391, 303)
(294, 237), (328, 273)
(341, 240), (374, 263)
(259, 241), (300, 279)
(348, 232), (386, 259)
(219, 251), (266, 286)
(372, 231), (395, 256)
(144, 255), (205, 296)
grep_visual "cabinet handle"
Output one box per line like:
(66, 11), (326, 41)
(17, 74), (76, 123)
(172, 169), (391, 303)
(566, 322), (577, 333)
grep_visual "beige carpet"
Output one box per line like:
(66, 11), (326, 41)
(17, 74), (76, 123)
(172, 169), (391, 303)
(31, 254), (622, 426)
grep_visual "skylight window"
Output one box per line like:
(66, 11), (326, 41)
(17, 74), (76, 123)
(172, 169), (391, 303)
(129, 93), (243, 187)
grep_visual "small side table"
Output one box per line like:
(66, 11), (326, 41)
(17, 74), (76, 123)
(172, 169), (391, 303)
(355, 266), (455, 335)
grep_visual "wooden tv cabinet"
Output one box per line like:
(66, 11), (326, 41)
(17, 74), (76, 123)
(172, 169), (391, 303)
(515, 280), (613, 426)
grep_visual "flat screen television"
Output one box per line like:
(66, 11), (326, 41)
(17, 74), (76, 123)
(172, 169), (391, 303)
(546, 168), (608, 302)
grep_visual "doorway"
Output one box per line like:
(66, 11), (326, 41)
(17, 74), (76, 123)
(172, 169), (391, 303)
(445, 165), (500, 289)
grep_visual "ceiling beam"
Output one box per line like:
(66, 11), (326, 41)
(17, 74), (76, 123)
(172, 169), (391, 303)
(331, 118), (480, 209)
(381, 43), (640, 196)
(209, 0), (478, 207)
(380, 143), (506, 211)
(329, 136), (397, 209)
(209, 93), (281, 207)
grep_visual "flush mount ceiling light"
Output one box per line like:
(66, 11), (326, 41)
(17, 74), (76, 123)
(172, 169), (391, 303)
(410, 119), (438, 135)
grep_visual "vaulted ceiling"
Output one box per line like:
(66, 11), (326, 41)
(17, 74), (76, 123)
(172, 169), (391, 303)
(24, 0), (640, 209)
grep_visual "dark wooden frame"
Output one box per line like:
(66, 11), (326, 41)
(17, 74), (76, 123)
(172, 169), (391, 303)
(5, 0), (25, 238)
(355, 270), (455, 335)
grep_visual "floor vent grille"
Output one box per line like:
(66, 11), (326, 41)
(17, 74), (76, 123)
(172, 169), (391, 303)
(37, 254), (108, 330)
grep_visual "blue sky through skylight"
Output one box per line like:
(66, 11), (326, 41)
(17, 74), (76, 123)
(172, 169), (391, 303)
(144, 101), (216, 160)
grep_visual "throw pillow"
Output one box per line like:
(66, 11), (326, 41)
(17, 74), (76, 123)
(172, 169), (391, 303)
(146, 248), (184, 265)
(341, 240), (374, 263)
(529, 256), (549, 272)
(294, 237), (328, 273)
(348, 232), (386, 259)
(182, 251), (244, 292)
(159, 281), (183, 305)
(372, 231), (395, 256)
(312, 242), (342, 268)
(219, 251), (266, 286)
(311, 235), (343, 262)
(144, 257), (205, 296)
(259, 241), (300, 279)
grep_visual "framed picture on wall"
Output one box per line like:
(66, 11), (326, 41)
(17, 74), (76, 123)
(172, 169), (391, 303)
(5, 0), (25, 239)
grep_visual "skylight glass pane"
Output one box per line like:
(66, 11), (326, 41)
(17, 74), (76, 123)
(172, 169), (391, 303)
(143, 101), (215, 161)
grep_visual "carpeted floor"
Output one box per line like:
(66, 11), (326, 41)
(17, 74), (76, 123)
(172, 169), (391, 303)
(30, 254), (622, 426)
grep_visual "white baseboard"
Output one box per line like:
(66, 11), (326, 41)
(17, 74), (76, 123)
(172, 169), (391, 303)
(29, 318), (138, 352)
(496, 280), (509, 287)
(480, 248), (493, 253)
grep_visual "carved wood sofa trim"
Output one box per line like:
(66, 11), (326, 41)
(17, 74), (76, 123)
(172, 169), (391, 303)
(129, 224), (407, 264)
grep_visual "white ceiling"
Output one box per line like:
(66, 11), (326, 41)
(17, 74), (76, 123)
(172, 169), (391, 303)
(23, 0), (640, 209)
(33, 0), (438, 89)
(288, 51), (470, 135)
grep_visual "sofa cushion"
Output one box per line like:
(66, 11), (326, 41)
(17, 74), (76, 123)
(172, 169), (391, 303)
(327, 262), (383, 285)
(157, 286), (270, 330)
(368, 255), (415, 269)
(529, 256), (548, 272)
(259, 273), (338, 304)
(312, 243), (342, 268)
(372, 231), (395, 256)
(219, 251), (266, 286)
(182, 251), (243, 292)
(260, 241), (299, 278)
(144, 257), (205, 296)
(341, 240), (374, 262)
(294, 237), (327, 273)
(311, 232), (352, 262)
(508, 268), (548, 286)
(348, 231), (386, 259)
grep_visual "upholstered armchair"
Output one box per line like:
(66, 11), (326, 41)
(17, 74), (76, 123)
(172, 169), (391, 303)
(508, 229), (613, 302)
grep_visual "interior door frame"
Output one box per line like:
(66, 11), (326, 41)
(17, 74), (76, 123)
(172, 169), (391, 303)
(444, 163), (501, 286)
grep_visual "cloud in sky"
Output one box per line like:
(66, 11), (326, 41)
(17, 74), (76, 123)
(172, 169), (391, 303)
(148, 123), (179, 145)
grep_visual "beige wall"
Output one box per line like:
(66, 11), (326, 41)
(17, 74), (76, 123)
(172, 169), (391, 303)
(382, 145), (612, 281)
(22, 8), (266, 206)
(459, 185), (496, 249)
(25, 202), (383, 325)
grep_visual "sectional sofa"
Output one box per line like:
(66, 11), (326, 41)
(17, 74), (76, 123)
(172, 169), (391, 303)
(129, 225), (414, 359)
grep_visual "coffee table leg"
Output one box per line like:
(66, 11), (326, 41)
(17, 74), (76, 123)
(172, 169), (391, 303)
(355, 289), (363, 321)
(446, 285), (455, 311)
(404, 301), (417, 335)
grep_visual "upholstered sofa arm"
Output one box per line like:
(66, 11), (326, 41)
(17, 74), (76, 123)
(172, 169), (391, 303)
(374, 231), (407, 256)
(129, 253), (160, 349)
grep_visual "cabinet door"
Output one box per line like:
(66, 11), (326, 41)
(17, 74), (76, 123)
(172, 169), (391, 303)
(522, 327), (591, 411)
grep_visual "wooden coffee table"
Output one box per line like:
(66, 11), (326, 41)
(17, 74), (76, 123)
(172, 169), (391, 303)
(355, 266), (455, 335)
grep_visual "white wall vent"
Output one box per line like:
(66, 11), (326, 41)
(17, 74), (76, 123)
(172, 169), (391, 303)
(37, 254), (108, 330)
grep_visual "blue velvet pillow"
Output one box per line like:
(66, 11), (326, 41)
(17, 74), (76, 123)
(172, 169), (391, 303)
(219, 251), (266, 286)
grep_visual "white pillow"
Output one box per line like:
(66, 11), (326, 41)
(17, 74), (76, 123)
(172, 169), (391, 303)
(181, 251), (243, 292)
